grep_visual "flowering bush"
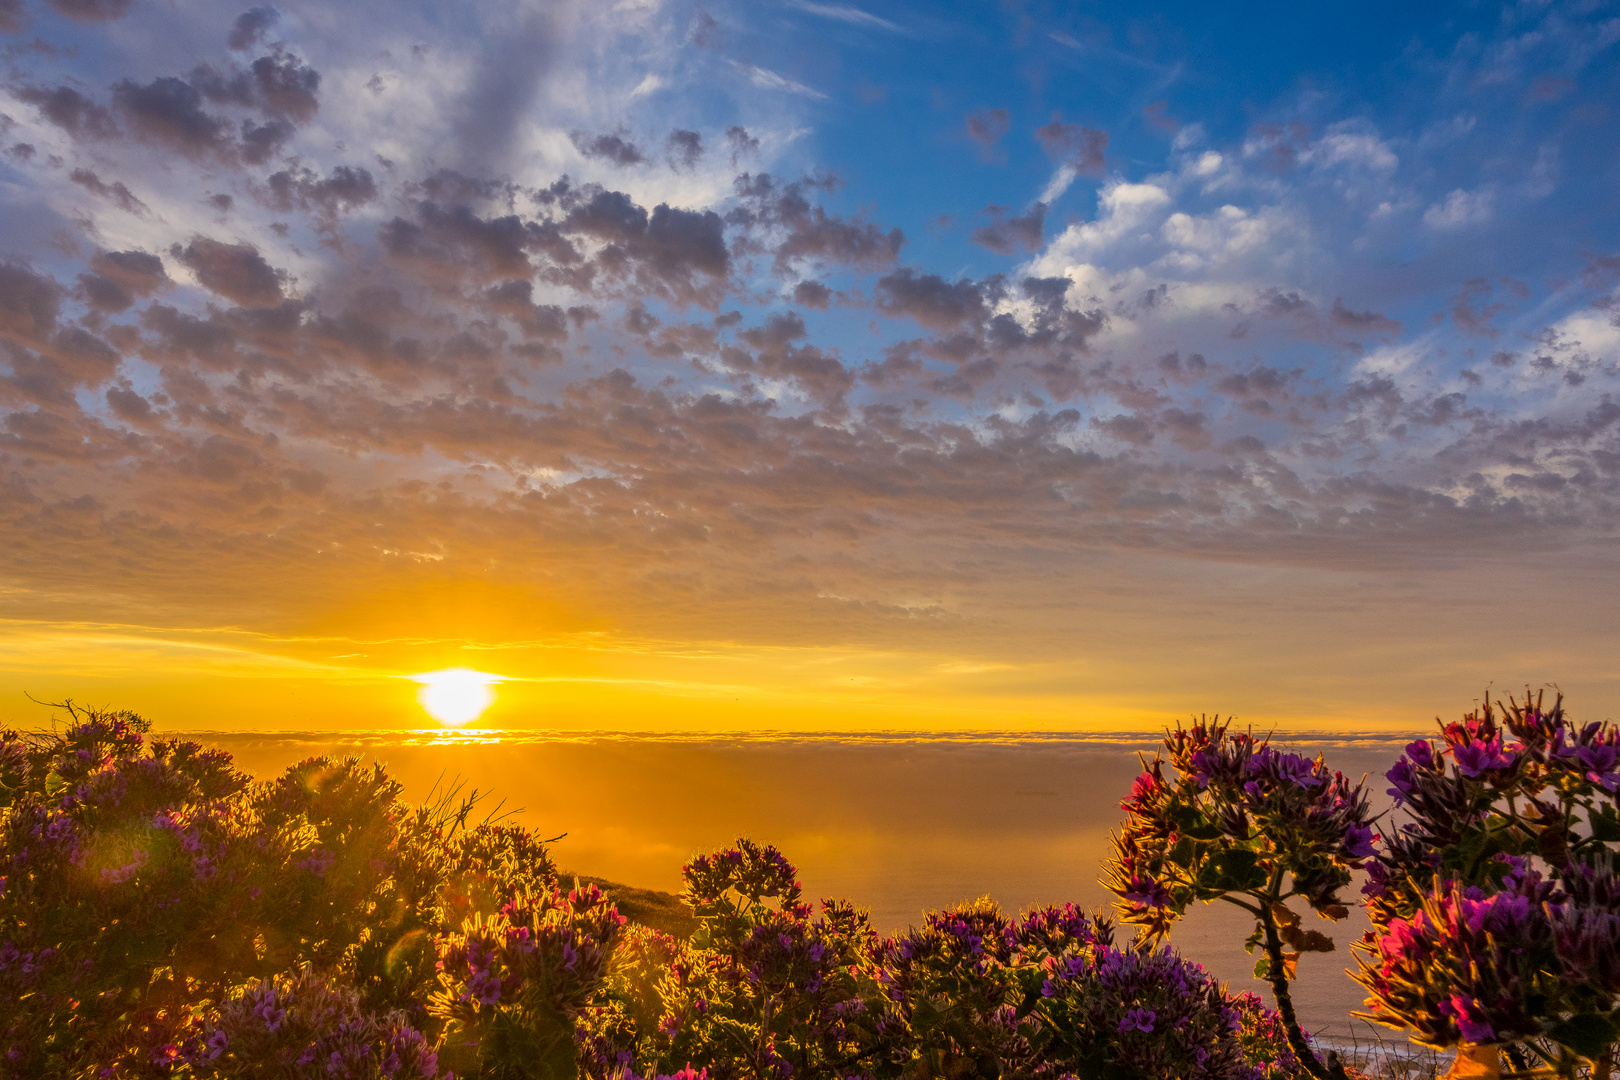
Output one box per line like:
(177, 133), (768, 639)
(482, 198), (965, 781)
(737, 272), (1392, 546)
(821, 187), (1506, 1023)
(866, 897), (1279, 1079)
(28, 698), (1564, 1080)
(200, 967), (444, 1078)
(1355, 692), (1620, 1076)
(579, 839), (877, 1080)
(431, 881), (628, 1078)
(1103, 717), (1373, 1080)
(0, 705), (568, 1078)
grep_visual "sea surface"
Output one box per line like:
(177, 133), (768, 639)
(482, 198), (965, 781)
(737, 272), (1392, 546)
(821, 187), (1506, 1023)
(177, 728), (1421, 1050)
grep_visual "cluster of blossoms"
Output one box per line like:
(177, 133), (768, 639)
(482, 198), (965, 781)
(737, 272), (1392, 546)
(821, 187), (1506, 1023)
(200, 968), (444, 1078)
(580, 839), (877, 1080)
(864, 896), (1273, 1080)
(431, 882), (629, 1077)
(1355, 693), (1620, 1073)
(1104, 717), (1373, 1080)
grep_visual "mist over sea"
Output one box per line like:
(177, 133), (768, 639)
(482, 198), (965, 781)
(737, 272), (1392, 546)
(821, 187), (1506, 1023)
(178, 729), (1419, 1046)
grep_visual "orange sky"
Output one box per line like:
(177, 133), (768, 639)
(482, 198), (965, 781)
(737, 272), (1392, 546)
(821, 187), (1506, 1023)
(5, 537), (1615, 733)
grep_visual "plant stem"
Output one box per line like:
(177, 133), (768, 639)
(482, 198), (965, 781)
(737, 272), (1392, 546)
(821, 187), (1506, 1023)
(1258, 903), (1344, 1080)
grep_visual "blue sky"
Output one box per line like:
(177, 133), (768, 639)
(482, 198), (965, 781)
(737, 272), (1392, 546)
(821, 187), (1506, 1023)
(1, 0), (1619, 728)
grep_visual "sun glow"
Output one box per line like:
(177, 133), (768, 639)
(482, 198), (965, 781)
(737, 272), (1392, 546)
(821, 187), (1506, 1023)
(409, 668), (504, 726)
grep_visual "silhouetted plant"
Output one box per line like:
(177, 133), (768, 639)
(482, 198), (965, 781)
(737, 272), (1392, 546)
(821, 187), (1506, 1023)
(1103, 716), (1374, 1080)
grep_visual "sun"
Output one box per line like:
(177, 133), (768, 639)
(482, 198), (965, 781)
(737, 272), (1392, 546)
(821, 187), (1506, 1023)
(409, 668), (504, 726)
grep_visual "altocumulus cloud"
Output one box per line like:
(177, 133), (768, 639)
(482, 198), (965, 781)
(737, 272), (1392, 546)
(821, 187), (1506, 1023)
(0, 0), (1617, 671)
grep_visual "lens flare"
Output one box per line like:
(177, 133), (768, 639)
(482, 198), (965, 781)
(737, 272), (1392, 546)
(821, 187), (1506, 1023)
(409, 668), (503, 726)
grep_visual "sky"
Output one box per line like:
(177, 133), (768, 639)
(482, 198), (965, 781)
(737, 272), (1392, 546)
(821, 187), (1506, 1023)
(1, 0), (1618, 732)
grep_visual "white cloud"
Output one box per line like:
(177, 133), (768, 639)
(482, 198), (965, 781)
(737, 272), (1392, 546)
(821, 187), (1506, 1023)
(784, 0), (901, 31)
(730, 61), (829, 100)
(1306, 132), (1398, 174)
(629, 72), (666, 98)
(1039, 165), (1077, 204)
(1423, 187), (1495, 229)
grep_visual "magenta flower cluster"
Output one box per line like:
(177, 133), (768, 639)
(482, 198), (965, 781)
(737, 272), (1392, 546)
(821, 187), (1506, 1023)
(1354, 692), (1620, 1071)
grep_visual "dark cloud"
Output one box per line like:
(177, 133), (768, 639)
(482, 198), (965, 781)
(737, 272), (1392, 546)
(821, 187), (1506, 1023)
(0, 0), (25, 32)
(170, 237), (285, 306)
(873, 269), (990, 330)
(18, 85), (117, 138)
(1034, 113), (1107, 175)
(0, 264), (61, 342)
(965, 107), (1009, 156)
(969, 203), (1045, 255)
(725, 125), (759, 165)
(733, 174), (904, 272)
(383, 202), (547, 280)
(239, 118), (294, 164)
(666, 128), (702, 171)
(250, 50), (319, 121)
(44, 0), (133, 23)
(570, 130), (647, 167)
(1450, 278), (1507, 338)
(227, 7), (278, 51)
(1329, 299), (1400, 337)
(105, 384), (152, 421)
(454, 9), (557, 170)
(689, 6), (721, 48)
(77, 249), (170, 313)
(1142, 101), (1178, 132)
(113, 76), (231, 157)
(793, 280), (832, 310)
(69, 168), (148, 215)
(264, 165), (377, 216)
(1092, 413), (1154, 446)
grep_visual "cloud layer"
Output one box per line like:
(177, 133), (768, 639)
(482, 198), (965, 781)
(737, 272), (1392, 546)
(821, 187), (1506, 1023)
(1, 0), (1618, 726)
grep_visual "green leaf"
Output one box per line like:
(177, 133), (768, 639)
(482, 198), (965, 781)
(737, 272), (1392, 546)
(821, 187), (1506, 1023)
(1591, 807), (1620, 844)
(44, 770), (65, 798)
(1206, 847), (1266, 891)
(1548, 1013), (1620, 1061)
(1253, 955), (1271, 980)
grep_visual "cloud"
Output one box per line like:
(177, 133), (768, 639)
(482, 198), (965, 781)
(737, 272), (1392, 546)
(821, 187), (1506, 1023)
(17, 85), (118, 138)
(629, 73), (666, 98)
(969, 203), (1046, 255)
(730, 62), (828, 100)
(965, 108), (1009, 156)
(571, 130), (647, 167)
(666, 129), (703, 171)
(784, 0), (900, 32)
(1035, 113), (1108, 175)
(228, 7), (280, 51)
(170, 238), (286, 306)
(2, 0), (1620, 723)
(1423, 187), (1494, 229)
(45, 0), (133, 22)
(69, 168), (148, 215)
(725, 125), (760, 165)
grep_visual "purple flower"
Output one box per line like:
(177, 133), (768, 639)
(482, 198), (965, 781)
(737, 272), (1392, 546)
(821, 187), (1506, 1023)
(1119, 1007), (1156, 1034)
(1342, 823), (1376, 859)
(1452, 736), (1516, 779)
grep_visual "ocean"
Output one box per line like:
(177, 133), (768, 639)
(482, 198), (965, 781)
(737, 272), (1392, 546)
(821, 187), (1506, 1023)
(180, 728), (1419, 1049)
